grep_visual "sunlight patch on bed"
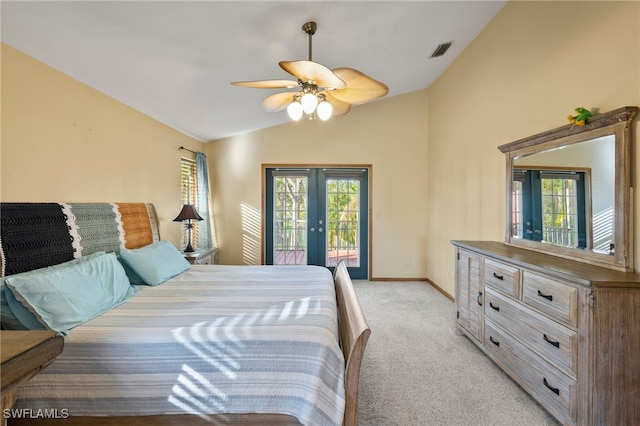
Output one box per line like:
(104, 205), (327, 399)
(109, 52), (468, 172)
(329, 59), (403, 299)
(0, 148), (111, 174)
(168, 364), (229, 422)
(172, 325), (241, 378)
(278, 297), (311, 321)
(169, 295), (328, 418)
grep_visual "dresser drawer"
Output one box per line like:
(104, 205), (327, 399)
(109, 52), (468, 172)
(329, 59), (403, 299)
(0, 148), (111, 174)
(484, 320), (576, 425)
(484, 258), (520, 298)
(484, 287), (577, 378)
(522, 271), (578, 327)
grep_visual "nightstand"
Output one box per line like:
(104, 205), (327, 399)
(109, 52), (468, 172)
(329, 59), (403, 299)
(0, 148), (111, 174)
(182, 247), (218, 265)
(1, 330), (64, 420)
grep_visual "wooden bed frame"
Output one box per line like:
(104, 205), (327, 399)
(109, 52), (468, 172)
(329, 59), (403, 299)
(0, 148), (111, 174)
(9, 261), (370, 426)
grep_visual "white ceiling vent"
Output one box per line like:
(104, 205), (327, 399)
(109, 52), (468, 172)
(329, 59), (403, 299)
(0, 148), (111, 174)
(430, 42), (453, 58)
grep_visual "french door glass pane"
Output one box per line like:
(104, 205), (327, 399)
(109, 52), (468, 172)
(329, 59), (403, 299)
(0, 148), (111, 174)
(274, 176), (307, 265)
(512, 180), (523, 238)
(326, 178), (360, 267)
(541, 178), (578, 247)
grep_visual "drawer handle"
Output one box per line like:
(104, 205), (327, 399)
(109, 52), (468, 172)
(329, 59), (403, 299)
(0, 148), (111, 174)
(537, 290), (553, 302)
(477, 291), (483, 306)
(489, 302), (500, 312)
(543, 334), (560, 349)
(543, 377), (560, 396)
(492, 272), (504, 281)
(489, 336), (500, 347)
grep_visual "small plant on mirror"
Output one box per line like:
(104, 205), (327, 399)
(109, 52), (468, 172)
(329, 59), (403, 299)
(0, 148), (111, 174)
(567, 107), (593, 127)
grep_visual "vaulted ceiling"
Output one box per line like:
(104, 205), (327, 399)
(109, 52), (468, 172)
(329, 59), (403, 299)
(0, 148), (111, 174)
(2, 1), (506, 141)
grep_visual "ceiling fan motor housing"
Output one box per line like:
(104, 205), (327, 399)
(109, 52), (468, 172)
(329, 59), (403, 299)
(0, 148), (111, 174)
(302, 22), (317, 36)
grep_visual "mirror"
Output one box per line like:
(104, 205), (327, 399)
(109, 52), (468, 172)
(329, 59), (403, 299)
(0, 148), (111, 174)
(498, 107), (637, 271)
(513, 135), (614, 252)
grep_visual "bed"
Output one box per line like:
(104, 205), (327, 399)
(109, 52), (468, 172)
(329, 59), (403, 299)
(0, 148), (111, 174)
(0, 203), (370, 426)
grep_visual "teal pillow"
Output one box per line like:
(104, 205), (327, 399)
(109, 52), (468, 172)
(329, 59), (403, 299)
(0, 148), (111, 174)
(4, 287), (46, 330)
(1, 288), (31, 330)
(119, 240), (190, 285)
(5, 252), (139, 334)
(116, 255), (146, 285)
(1, 251), (107, 330)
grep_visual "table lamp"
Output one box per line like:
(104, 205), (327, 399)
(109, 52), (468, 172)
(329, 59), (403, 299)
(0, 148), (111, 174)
(173, 204), (203, 252)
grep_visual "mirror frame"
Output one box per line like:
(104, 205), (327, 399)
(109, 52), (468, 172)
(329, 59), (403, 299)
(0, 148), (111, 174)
(498, 106), (638, 271)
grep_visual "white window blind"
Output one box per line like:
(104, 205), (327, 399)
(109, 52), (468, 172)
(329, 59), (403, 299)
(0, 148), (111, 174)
(180, 158), (199, 248)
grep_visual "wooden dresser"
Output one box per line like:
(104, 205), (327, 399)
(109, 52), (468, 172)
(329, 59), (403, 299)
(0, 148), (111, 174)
(452, 240), (640, 425)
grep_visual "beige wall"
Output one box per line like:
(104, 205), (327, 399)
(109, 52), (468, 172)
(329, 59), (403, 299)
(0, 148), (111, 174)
(208, 1), (639, 291)
(1, 44), (204, 244)
(205, 90), (429, 278)
(426, 1), (640, 295)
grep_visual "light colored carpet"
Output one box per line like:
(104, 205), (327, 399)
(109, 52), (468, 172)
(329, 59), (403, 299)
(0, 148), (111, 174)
(352, 280), (560, 426)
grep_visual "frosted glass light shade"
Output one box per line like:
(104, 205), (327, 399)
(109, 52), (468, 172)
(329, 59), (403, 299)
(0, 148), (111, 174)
(287, 101), (303, 121)
(301, 93), (319, 114)
(316, 101), (333, 121)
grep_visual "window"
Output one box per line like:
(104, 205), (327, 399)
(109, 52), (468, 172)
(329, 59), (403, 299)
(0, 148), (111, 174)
(541, 173), (580, 247)
(512, 168), (587, 248)
(180, 158), (199, 248)
(273, 173), (308, 265)
(326, 176), (361, 267)
(512, 173), (524, 238)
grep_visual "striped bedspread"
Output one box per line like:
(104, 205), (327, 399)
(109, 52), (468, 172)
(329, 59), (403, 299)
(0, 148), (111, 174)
(15, 265), (346, 426)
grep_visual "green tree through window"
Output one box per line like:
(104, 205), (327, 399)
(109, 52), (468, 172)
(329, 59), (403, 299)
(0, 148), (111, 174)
(326, 178), (360, 266)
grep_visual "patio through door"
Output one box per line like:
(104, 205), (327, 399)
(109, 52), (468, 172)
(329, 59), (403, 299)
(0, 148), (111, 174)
(265, 167), (369, 279)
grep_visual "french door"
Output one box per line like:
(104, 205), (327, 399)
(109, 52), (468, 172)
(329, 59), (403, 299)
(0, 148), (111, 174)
(265, 167), (369, 279)
(513, 169), (587, 248)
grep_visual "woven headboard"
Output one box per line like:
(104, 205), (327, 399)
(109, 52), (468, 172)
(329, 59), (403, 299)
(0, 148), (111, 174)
(0, 203), (159, 277)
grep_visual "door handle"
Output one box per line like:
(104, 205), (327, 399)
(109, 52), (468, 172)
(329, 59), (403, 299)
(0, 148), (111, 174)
(310, 227), (316, 233)
(318, 227), (323, 233)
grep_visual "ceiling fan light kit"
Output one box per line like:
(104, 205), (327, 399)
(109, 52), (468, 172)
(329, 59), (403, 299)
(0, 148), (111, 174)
(301, 92), (318, 114)
(316, 99), (333, 121)
(287, 101), (304, 121)
(231, 21), (388, 122)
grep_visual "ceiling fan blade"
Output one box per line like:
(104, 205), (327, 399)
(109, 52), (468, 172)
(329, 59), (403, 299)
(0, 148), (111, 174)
(279, 60), (346, 89)
(322, 92), (352, 117)
(262, 92), (297, 112)
(327, 68), (389, 105)
(231, 79), (299, 89)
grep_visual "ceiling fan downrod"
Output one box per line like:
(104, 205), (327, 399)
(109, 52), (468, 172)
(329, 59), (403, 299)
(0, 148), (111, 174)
(302, 21), (317, 62)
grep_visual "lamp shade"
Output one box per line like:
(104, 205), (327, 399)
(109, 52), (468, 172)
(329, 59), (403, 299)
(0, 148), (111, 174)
(301, 93), (318, 114)
(287, 101), (303, 121)
(316, 100), (333, 121)
(173, 204), (203, 222)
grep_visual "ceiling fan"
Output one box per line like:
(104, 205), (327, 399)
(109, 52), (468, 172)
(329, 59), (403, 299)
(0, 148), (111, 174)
(231, 21), (389, 121)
